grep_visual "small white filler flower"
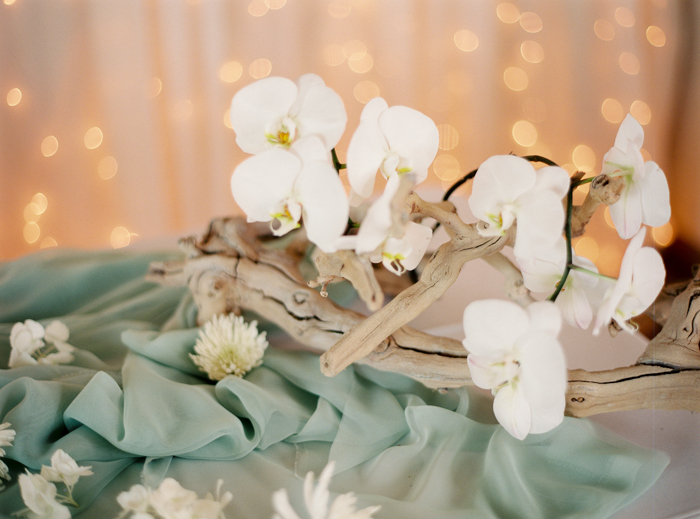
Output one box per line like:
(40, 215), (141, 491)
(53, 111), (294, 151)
(0, 422), (16, 490)
(190, 314), (269, 381)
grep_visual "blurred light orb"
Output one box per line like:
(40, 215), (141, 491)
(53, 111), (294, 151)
(219, 61), (243, 83)
(223, 109), (233, 129)
(348, 54), (373, 73)
(562, 163), (577, 175)
(31, 193), (48, 214)
(84, 127), (104, 149)
(630, 100), (651, 125)
(572, 144), (596, 172)
(594, 20), (615, 41)
(111, 227), (133, 249)
(353, 81), (380, 104)
(619, 52), (640, 75)
(24, 204), (40, 223)
(248, 0), (268, 16)
(41, 136), (59, 157)
(437, 124), (459, 150)
(615, 7), (635, 27)
(432, 154), (461, 181)
(646, 26), (666, 47)
(653, 222), (674, 247)
(323, 44), (346, 66)
(496, 3), (520, 24)
(24, 222), (40, 244)
(522, 97), (546, 123)
(504, 67), (528, 91)
(144, 77), (162, 98)
(343, 40), (367, 60)
(454, 30), (479, 52)
(98, 156), (118, 180)
(7, 87), (22, 106)
(512, 120), (537, 147)
(604, 206), (615, 228)
(265, 0), (286, 9)
(249, 58), (272, 79)
(328, 0), (351, 18)
(574, 236), (599, 262)
(40, 237), (58, 249)
(4, 0), (17, 5)
(640, 148), (652, 162)
(601, 98), (624, 123)
(519, 12), (543, 33)
(520, 41), (544, 63)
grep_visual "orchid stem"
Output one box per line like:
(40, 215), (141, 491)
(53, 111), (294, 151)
(568, 264), (616, 281)
(572, 177), (595, 188)
(331, 148), (346, 173)
(549, 180), (574, 302)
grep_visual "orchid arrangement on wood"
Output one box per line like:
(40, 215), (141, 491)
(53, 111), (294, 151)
(146, 72), (697, 442)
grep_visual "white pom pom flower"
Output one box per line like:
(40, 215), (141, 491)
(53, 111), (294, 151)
(190, 314), (268, 381)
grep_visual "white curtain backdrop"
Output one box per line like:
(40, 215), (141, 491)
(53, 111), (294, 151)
(1, 0), (695, 276)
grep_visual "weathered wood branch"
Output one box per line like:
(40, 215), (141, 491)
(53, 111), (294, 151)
(571, 174), (625, 237)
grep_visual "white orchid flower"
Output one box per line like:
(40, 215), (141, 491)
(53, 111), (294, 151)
(519, 238), (601, 329)
(18, 472), (71, 519)
(463, 299), (567, 440)
(272, 461), (381, 519)
(602, 114), (671, 239)
(346, 97), (439, 204)
(230, 74), (346, 154)
(231, 136), (349, 252)
(468, 155), (570, 264)
(593, 228), (665, 335)
(337, 175), (432, 275)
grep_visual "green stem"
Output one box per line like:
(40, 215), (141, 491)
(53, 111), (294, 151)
(572, 177), (594, 188)
(549, 181), (574, 302)
(568, 264), (616, 281)
(331, 148), (346, 173)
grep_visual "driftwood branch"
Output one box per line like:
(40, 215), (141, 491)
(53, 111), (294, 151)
(571, 174), (625, 237)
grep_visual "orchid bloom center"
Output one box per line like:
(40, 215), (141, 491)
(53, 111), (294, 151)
(265, 117), (298, 147)
(381, 152), (413, 178)
(484, 204), (517, 236)
(493, 352), (521, 389)
(604, 161), (635, 178)
(381, 251), (407, 275)
(269, 199), (302, 236)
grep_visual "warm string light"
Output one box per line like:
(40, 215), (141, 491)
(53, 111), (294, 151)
(614, 7), (635, 28)
(601, 98), (624, 123)
(23, 193), (51, 246)
(110, 226), (136, 249)
(646, 26), (666, 47)
(84, 127), (103, 149)
(574, 236), (599, 262)
(630, 100), (651, 125)
(512, 120), (537, 147)
(519, 12), (542, 33)
(520, 41), (544, 63)
(432, 154), (460, 181)
(572, 145), (596, 172)
(619, 52), (640, 75)
(496, 3), (520, 24)
(41, 136), (58, 157)
(144, 77), (162, 98)
(6, 87), (22, 106)
(98, 156), (118, 180)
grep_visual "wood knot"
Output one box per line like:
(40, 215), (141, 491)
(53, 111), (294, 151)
(293, 291), (309, 304)
(570, 397), (585, 403)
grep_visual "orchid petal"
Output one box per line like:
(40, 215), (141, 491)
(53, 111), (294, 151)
(609, 179), (643, 240)
(519, 333), (567, 434)
(558, 282), (593, 329)
(346, 120), (389, 201)
(231, 149), (300, 222)
(230, 77), (298, 154)
(513, 190), (565, 262)
(630, 247), (665, 310)
(290, 74), (347, 151)
(525, 300), (562, 337)
(534, 166), (570, 199)
(493, 383), (532, 440)
(467, 354), (510, 390)
(297, 161), (349, 253)
(400, 222), (432, 271)
(462, 299), (529, 356)
(355, 174), (401, 254)
(638, 161), (671, 228)
(468, 155), (537, 227)
(378, 106), (439, 183)
(614, 114), (644, 151)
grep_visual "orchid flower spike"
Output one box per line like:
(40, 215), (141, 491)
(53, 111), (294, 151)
(593, 228), (665, 335)
(336, 174), (432, 275)
(601, 114), (671, 239)
(231, 136), (349, 252)
(463, 299), (567, 440)
(230, 74), (347, 154)
(519, 238), (602, 329)
(468, 155), (570, 264)
(346, 97), (439, 204)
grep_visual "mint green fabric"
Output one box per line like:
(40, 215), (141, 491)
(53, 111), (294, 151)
(0, 249), (668, 518)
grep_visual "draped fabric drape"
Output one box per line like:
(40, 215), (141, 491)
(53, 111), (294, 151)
(1, 0), (695, 271)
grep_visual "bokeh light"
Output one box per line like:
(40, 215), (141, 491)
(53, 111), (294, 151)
(601, 98), (624, 123)
(7, 87), (22, 106)
(432, 154), (461, 181)
(343, 40), (367, 60)
(353, 81), (380, 104)
(437, 124), (459, 150)
(265, 0), (286, 9)
(572, 145), (596, 172)
(496, 3), (520, 24)
(512, 120), (537, 147)
(41, 136), (58, 157)
(619, 52), (640, 75)
(84, 127), (104, 149)
(111, 227), (134, 249)
(504, 67), (528, 91)
(32, 193), (48, 214)
(249, 58), (272, 79)
(40, 237), (58, 249)
(454, 30), (479, 52)
(248, 0), (268, 16)
(98, 156), (118, 179)
(219, 61), (243, 83)
(615, 7), (635, 27)
(574, 236), (599, 262)
(24, 222), (40, 244)
(646, 26), (666, 47)
(653, 222), (674, 247)
(630, 100), (651, 125)
(348, 54), (373, 73)
(594, 20), (615, 41)
(520, 41), (544, 63)
(144, 77), (162, 98)
(519, 12), (542, 33)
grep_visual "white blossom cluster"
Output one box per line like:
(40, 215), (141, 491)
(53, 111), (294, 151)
(117, 478), (232, 519)
(9, 320), (75, 368)
(190, 314), (268, 381)
(15, 449), (93, 519)
(0, 422), (16, 490)
(225, 75), (671, 442)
